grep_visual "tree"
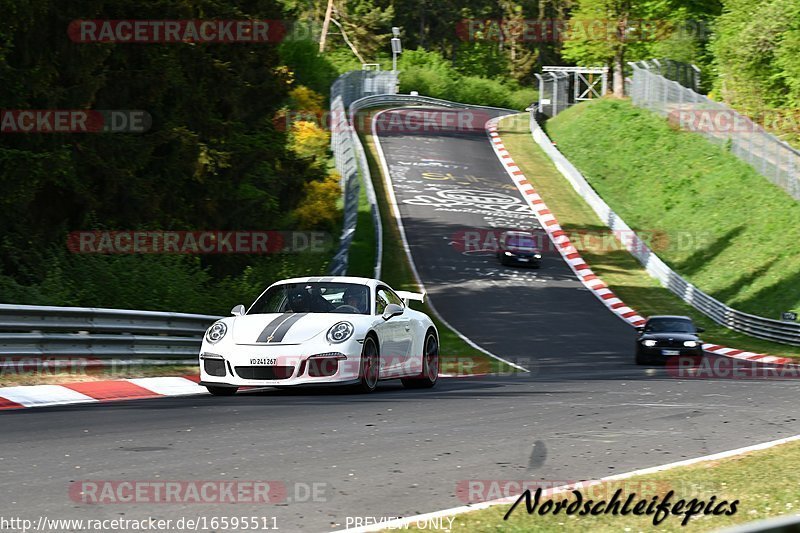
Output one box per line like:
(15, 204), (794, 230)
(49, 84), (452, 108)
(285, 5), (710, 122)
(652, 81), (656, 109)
(711, 0), (800, 109)
(561, 0), (718, 97)
(561, 0), (637, 97)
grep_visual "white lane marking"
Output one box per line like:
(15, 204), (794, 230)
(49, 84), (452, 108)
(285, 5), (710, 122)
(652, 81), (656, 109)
(334, 432), (800, 532)
(0, 385), (98, 407)
(127, 377), (207, 396)
(370, 108), (528, 373)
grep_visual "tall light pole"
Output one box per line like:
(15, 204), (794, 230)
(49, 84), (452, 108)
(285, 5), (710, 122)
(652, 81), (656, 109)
(391, 27), (402, 72)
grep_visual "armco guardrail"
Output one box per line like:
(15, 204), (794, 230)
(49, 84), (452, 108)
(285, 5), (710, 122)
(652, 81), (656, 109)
(328, 70), (397, 277)
(0, 303), (219, 360)
(527, 112), (800, 346)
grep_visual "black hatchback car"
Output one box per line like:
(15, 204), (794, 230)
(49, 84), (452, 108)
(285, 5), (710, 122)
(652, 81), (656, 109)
(496, 231), (542, 267)
(635, 315), (705, 365)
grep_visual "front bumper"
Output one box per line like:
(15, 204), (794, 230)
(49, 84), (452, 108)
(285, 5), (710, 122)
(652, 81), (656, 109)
(501, 253), (541, 266)
(199, 340), (363, 387)
(637, 345), (704, 361)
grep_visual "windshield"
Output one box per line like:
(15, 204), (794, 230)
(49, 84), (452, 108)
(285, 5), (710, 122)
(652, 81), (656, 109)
(506, 235), (537, 248)
(645, 319), (696, 333)
(248, 282), (370, 315)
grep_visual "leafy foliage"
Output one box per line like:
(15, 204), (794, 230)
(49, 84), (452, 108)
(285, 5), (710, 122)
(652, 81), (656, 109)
(0, 0), (340, 313)
(397, 48), (538, 109)
(711, 0), (800, 109)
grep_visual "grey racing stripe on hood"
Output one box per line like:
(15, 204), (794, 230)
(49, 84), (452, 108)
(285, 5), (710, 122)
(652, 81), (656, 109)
(256, 313), (291, 343)
(256, 313), (308, 343)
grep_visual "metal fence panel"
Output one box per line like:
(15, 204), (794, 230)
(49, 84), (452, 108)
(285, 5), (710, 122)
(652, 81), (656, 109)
(328, 70), (397, 276)
(629, 60), (800, 201)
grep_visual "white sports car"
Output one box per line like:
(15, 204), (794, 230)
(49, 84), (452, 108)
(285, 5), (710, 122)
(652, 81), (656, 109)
(199, 276), (439, 394)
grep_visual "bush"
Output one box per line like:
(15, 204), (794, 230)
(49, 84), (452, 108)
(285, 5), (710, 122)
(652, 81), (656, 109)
(396, 47), (537, 110)
(288, 120), (330, 166)
(278, 39), (339, 94)
(398, 67), (456, 98)
(289, 86), (325, 114)
(292, 171), (343, 231)
(506, 88), (539, 111)
(452, 77), (511, 109)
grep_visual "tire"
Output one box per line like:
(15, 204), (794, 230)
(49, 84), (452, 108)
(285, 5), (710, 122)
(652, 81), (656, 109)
(354, 335), (380, 393)
(402, 332), (439, 389)
(206, 385), (238, 396)
(635, 353), (648, 365)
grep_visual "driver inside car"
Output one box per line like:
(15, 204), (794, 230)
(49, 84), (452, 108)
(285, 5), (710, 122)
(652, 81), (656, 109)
(288, 289), (311, 312)
(342, 287), (368, 314)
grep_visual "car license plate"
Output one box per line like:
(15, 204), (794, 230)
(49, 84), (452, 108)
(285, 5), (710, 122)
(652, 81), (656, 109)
(661, 350), (680, 356)
(518, 258), (529, 262)
(250, 358), (277, 365)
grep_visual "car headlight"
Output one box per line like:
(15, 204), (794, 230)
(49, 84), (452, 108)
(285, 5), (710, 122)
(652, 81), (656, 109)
(327, 321), (354, 343)
(504, 251), (513, 256)
(534, 254), (542, 259)
(643, 340), (657, 347)
(683, 340), (699, 347)
(205, 322), (227, 344)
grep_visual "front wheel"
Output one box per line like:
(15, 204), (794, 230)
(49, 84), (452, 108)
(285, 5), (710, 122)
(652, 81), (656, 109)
(354, 335), (380, 393)
(402, 332), (439, 389)
(206, 385), (238, 396)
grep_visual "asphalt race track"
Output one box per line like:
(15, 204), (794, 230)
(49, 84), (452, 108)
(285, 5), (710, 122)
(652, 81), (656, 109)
(2, 106), (800, 532)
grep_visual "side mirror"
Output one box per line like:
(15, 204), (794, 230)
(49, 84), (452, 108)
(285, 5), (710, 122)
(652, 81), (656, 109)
(696, 326), (705, 333)
(231, 304), (246, 316)
(382, 303), (404, 321)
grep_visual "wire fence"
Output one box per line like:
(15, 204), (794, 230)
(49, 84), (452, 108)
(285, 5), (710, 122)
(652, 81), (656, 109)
(629, 60), (800, 201)
(534, 67), (608, 119)
(328, 70), (397, 276)
(534, 71), (570, 119)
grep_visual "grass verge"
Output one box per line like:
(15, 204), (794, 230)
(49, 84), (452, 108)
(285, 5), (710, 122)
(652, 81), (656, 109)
(498, 112), (800, 360)
(399, 438), (800, 531)
(546, 98), (800, 320)
(356, 109), (518, 375)
(344, 168), (378, 278)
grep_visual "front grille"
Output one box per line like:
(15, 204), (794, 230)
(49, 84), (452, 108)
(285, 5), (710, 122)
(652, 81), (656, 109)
(204, 358), (226, 377)
(234, 366), (294, 380)
(655, 339), (691, 348)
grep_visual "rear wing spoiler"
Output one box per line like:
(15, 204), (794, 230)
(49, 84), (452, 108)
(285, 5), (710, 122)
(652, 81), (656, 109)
(396, 290), (426, 305)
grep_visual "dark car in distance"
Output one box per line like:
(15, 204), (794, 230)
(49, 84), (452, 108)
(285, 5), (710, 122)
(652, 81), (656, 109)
(496, 231), (542, 267)
(635, 315), (705, 365)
